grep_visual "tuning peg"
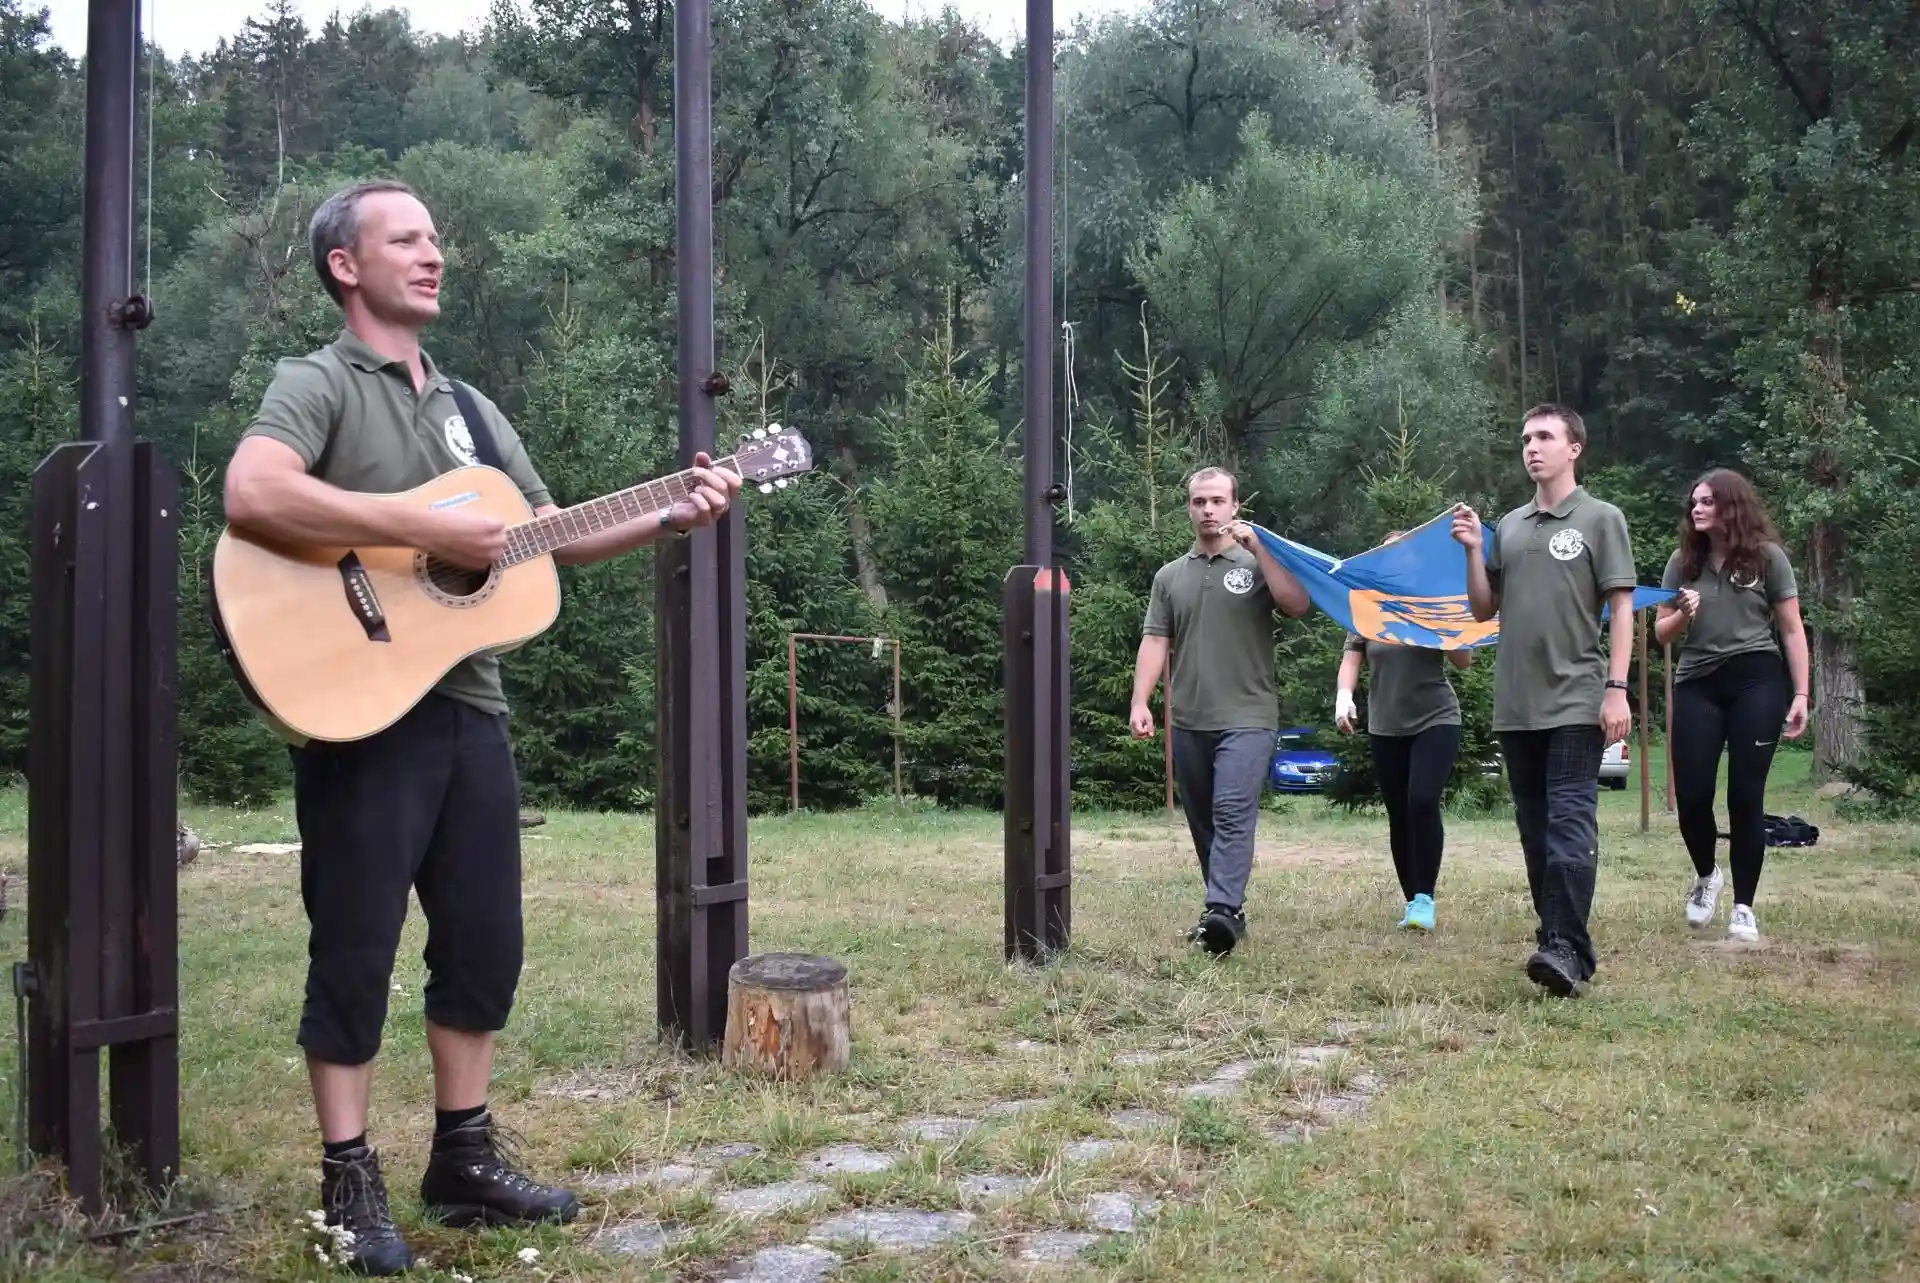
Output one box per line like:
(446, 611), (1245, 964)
(759, 482), (773, 494)
(776, 478), (789, 488)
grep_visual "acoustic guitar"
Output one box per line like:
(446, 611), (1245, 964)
(210, 424), (813, 744)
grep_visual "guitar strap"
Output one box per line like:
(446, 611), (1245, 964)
(448, 379), (509, 473)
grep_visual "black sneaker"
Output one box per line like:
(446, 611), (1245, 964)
(1196, 906), (1248, 957)
(419, 1111), (581, 1228)
(320, 1145), (414, 1276)
(1525, 943), (1582, 997)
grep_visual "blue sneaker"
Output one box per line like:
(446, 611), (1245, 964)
(1404, 894), (1435, 931)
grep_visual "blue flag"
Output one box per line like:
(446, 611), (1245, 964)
(1251, 509), (1675, 650)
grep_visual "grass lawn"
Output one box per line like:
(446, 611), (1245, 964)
(1, 743), (1916, 1281)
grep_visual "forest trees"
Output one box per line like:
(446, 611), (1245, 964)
(2, 0), (1917, 809)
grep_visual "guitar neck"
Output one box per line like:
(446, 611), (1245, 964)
(498, 456), (745, 567)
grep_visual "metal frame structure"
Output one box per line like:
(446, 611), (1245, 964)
(24, 0), (180, 1215)
(785, 633), (903, 811)
(1003, 0), (1073, 963)
(654, 0), (749, 1052)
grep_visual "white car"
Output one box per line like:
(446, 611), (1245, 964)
(1600, 739), (1630, 789)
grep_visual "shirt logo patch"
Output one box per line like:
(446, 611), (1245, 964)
(1548, 528), (1586, 561)
(1730, 568), (1761, 590)
(443, 414), (478, 466)
(1223, 567), (1256, 594)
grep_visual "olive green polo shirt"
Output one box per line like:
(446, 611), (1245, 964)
(1486, 486), (1637, 732)
(1344, 635), (1460, 737)
(241, 328), (552, 716)
(1142, 543), (1279, 732)
(1661, 542), (1797, 684)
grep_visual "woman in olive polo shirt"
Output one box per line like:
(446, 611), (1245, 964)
(1653, 469), (1810, 942)
(1334, 531), (1475, 932)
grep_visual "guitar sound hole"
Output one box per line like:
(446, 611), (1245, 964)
(426, 558), (490, 598)
(414, 551), (501, 607)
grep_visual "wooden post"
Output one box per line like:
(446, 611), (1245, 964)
(1658, 641), (1674, 810)
(722, 953), (850, 1080)
(1638, 609), (1651, 832)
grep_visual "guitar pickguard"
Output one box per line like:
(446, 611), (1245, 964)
(337, 551), (392, 642)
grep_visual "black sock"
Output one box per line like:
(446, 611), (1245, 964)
(323, 1133), (367, 1160)
(435, 1103), (487, 1136)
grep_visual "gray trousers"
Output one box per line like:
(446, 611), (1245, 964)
(1171, 727), (1271, 912)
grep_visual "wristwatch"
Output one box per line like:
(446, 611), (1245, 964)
(1604, 679), (1629, 691)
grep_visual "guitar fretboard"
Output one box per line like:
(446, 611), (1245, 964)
(499, 456), (745, 567)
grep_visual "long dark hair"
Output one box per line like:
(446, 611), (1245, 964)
(1678, 468), (1781, 584)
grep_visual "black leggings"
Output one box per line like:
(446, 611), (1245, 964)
(1370, 723), (1461, 900)
(1671, 650), (1790, 907)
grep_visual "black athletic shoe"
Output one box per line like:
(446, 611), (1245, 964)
(419, 1111), (582, 1228)
(1197, 906), (1248, 957)
(1184, 910), (1210, 944)
(1525, 942), (1582, 997)
(319, 1145), (414, 1276)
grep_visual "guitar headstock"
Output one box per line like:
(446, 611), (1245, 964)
(733, 423), (814, 494)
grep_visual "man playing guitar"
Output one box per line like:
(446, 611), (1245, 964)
(222, 179), (741, 1274)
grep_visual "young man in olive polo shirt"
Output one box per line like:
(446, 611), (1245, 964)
(1452, 404), (1636, 996)
(1131, 467), (1312, 956)
(223, 180), (741, 1274)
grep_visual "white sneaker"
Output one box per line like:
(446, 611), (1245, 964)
(1728, 904), (1759, 942)
(1685, 868), (1723, 928)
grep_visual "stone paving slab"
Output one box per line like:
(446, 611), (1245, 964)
(697, 1141), (765, 1161)
(807, 1208), (976, 1250)
(801, 1145), (897, 1176)
(578, 1161), (713, 1193)
(1110, 1108), (1171, 1133)
(1114, 1049), (1170, 1067)
(1017, 1230), (1104, 1262)
(1083, 1191), (1161, 1233)
(1063, 1138), (1127, 1163)
(1285, 1045), (1347, 1069)
(900, 1115), (979, 1142)
(957, 1172), (1040, 1201)
(713, 1180), (834, 1218)
(984, 1097), (1050, 1117)
(594, 1218), (691, 1258)
(716, 1243), (843, 1282)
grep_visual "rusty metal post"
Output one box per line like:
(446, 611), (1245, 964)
(1003, 0), (1071, 963)
(1163, 653), (1174, 816)
(1638, 609), (1651, 832)
(1664, 642), (1676, 813)
(26, 0), (179, 1212)
(788, 633), (799, 813)
(892, 640), (903, 804)
(656, 0), (747, 1051)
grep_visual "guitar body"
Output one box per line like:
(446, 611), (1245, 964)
(210, 465), (561, 743)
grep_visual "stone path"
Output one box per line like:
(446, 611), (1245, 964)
(590, 1033), (1388, 1274)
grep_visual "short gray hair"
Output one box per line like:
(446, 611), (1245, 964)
(309, 180), (418, 305)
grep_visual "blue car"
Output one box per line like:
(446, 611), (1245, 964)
(1269, 726), (1338, 793)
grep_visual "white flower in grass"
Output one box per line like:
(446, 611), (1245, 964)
(516, 1246), (542, 1265)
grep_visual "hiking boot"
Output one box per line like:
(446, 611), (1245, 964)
(419, 1111), (581, 1228)
(1196, 906), (1247, 957)
(1525, 942), (1582, 997)
(319, 1145), (414, 1276)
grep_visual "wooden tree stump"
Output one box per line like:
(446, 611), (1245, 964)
(722, 952), (851, 1081)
